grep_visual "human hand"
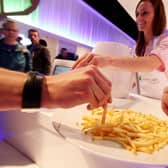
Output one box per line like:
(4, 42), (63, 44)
(161, 87), (168, 115)
(42, 65), (112, 109)
(72, 53), (109, 69)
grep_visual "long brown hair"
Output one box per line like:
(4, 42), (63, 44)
(135, 0), (166, 56)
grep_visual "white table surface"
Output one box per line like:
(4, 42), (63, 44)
(4, 94), (168, 168)
(0, 141), (39, 168)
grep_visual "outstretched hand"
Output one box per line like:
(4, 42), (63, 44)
(72, 53), (109, 69)
(42, 65), (112, 109)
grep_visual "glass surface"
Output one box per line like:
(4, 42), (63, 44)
(53, 65), (71, 75)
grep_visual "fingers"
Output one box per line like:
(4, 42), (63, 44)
(163, 86), (168, 93)
(161, 87), (168, 115)
(85, 66), (112, 109)
(72, 53), (94, 69)
(89, 78), (109, 107)
(87, 87), (99, 110)
(161, 101), (168, 115)
(90, 66), (112, 103)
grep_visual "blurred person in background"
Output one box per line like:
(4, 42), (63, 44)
(56, 47), (78, 60)
(0, 20), (31, 72)
(27, 29), (51, 75)
(56, 47), (68, 60)
(39, 38), (47, 47)
(0, 28), (4, 38)
(16, 36), (22, 44)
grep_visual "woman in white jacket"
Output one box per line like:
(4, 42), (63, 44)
(73, 0), (168, 100)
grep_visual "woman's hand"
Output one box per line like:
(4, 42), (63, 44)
(72, 53), (109, 69)
(42, 65), (112, 109)
(161, 87), (168, 115)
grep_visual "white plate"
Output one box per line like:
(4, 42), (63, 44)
(52, 97), (168, 168)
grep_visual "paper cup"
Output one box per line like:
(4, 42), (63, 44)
(92, 42), (133, 98)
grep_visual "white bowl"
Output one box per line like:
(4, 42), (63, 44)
(52, 97), (168, 168)
(79, 143), (167, 168)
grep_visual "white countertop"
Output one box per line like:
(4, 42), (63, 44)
(0, 141), (39, 168)
(3, 94), (168, 168)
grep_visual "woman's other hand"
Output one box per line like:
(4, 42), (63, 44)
(72, 53), (109, 69)
(161, 87), (168, 115)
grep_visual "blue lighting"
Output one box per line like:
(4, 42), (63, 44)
(8, 0), (135, 48)
(0, 113), (6, 140)
(78, 0), (135, 45)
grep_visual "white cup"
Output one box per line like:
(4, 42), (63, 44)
(92, 42), (133, 98)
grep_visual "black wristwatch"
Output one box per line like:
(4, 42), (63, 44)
(22, 71), (44, 109)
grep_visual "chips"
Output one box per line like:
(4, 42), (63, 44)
(81, 107), (168, 154)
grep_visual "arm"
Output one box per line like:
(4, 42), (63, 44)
(73, 53), (162, 72)
(107, 54), (162, 72)
(0, 68), (26, 110)
(0, 66), (111, 111)
(73, 35), (168, 72)
(41, 65), (112, 109)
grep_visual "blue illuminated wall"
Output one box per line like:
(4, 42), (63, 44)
(8, 0), (135, 48)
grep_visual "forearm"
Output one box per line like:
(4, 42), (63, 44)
(0, 69), (57, 110)
(0, 68), (26, 110)
(108, 55), (162, 72)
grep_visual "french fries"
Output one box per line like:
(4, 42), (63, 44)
(101, 105), (107, 124)
(81, 107), (168, 154)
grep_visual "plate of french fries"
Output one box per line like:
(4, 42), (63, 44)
(52, 97), (168, 167)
